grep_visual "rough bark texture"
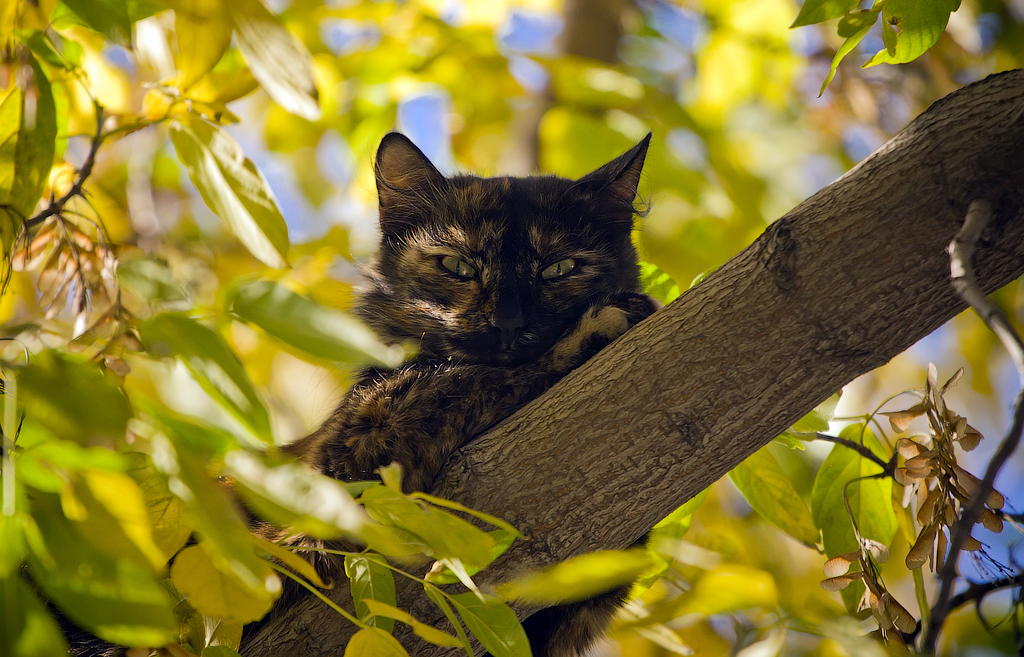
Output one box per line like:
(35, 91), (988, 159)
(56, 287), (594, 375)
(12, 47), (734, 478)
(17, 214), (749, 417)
(243, 69), (1024, 657)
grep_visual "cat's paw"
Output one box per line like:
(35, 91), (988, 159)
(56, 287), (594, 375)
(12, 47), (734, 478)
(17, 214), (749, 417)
(550, 293), (657, 371)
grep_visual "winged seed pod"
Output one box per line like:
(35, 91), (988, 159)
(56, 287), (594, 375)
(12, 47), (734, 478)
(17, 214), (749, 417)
(882, 367), (1005, 571)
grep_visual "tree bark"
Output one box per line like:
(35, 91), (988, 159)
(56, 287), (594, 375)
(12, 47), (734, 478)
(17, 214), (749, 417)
(243, 69), (1024, 657)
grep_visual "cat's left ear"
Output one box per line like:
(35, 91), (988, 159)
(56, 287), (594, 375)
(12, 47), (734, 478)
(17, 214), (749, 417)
(576, 133), (651, 214)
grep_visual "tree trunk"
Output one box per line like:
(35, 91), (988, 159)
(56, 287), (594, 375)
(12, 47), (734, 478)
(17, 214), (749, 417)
(242, 69), (1024, 657)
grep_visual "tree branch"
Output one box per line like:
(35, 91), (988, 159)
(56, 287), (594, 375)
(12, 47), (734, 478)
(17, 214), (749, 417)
(923, 198), (1024, 652)
(813, 432), (893, 472)
(243, 70), (1024, 657)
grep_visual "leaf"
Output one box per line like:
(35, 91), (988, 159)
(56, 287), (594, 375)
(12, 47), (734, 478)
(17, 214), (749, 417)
(170, 544), (277, 623)
(71, 470), (167, 569)
(27, 495), (177, 646)
(228, 0), (321, 121)
(0, 574), (70, 657)
(791, 0), (860, 27)
(0, 54), (57, 235)
(117, 257), (189, 304)
(423, 584), (474, 654)
(170, 0), (232, 91)
(864, 0), (961, 66)
(729, 447), (820, 547)
(790, 392), (841, 433)
(202, 647), (243, 657)
(228, 279), (404, 368)
(252, 534), (327, 588)
(650, 487), (710, 544)
(19, 350), (131, 446)
(675, 565), (778, 616)
(148, 431), (277, 596)
(58, 0), (163, 47)
(811, 425), (896, 611)
(138, 313), (273, 445)
(360, 486), (495, 566)
(639, 261), (681, 304)
(497, 549), (655, 605)
(819, 8), (880, 95)
(344, 627), (409, 657)
(169, 116), (289, 268)
(225, 450), (366, 539)
(345, 554), (396, 632)
(361, 600), (462, 647)
(449, 593), (531, 657)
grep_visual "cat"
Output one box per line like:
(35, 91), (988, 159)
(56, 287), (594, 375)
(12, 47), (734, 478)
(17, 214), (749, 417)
(59, 132), (657, 657)
(279, 132), (658, 657)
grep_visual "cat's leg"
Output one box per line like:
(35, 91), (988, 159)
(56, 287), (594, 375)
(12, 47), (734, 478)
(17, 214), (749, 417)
(289, 292), (657, 494)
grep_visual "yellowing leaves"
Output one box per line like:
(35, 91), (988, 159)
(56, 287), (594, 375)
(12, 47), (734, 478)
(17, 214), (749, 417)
(171, 545), (278, 623)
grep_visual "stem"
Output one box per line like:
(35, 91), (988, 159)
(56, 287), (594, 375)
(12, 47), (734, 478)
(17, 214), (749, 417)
(25, 103), (106, 229)
(814, 432), (891, 472)
(269, 562), (365, 628)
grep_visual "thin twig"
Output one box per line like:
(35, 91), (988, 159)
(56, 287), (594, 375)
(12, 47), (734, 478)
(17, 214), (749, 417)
(813, 432), (892, 472)
(923, 199), (1024, 652)
(945, 572), (1024, 614)
(24, 103), (106, 230)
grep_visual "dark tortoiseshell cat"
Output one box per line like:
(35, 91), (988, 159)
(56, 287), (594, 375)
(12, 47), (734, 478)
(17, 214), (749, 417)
(283, 133), (657, 656)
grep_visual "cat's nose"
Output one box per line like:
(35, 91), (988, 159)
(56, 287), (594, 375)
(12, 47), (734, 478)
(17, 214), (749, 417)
(492, 298), (526, 347)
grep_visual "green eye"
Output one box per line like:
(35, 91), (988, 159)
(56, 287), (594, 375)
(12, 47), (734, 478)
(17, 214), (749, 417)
(541, 258), (577, 280)
(441, 256), (476, 278)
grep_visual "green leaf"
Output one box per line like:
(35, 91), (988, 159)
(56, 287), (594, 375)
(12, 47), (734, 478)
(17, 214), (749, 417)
(360, 486), (495, 566)
(117, 257), (188, 304)
(650, 487), (710, 544)
(811, 425), (896, 612)
(790, 392), (840, 433)
(345, 554), (397, 632)
(228, 0), (321, 121)
(791, 0), (860, 27)
(138, 313), (273, 445)
(819, 9), (878, 95)
(0, 514), (27, 578)
(57, 0), (164, 47)
(228, 279), (404, 368)
(0, 575), (70, 657)
(27, 494), (177, 646)
(864, 0), (960, 65)
(148, 430), (275, 595)
(449, 593), (531, 657)
(497, 549), (655, 605)
(168, 116), (289, 268)
(772, 432), (806, 450)
(19, 350), (131, 446)
(0, 54), (56, 232)
(361, 600), (462, 647)
(225, 450), (365, 539)
(729, 447), (820, 547)
(344, 627), (409, 657)
(170, 544), (277, 623)
(639, 261), (681, 304)
(423, 584), (473, 654)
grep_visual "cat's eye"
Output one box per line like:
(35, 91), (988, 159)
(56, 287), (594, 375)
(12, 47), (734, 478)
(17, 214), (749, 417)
(541, 258), (577, 280)
(440, 256), (476, 278)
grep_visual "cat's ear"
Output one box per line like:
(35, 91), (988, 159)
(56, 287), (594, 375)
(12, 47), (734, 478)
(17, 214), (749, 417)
(375, 133), (446, 234)
(575, 133), (651, 222)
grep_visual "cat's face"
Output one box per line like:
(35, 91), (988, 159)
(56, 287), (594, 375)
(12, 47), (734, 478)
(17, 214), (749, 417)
(356, 134), (649, 366)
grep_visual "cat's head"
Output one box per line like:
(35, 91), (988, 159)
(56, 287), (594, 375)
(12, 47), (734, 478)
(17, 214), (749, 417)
(356, 132), (650, 366)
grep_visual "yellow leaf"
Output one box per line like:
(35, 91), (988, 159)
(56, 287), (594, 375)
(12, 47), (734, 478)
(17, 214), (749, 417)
(170, 544), (278, 623)
(170, 0), (232, 91)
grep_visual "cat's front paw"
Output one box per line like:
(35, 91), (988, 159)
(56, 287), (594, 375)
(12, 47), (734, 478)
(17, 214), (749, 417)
(550, 293), (657, 372)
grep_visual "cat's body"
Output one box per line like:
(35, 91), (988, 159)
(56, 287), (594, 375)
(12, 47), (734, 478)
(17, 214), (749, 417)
(282, 133), (657, 656)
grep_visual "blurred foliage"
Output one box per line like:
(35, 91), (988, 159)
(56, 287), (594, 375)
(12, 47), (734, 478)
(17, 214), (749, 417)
(1, 0), (1023, 655)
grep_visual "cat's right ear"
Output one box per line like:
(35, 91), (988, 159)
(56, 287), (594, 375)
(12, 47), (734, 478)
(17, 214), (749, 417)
(375, 133), (446, 235)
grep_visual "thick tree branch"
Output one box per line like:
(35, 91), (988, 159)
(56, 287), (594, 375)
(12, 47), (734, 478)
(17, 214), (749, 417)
(244, 70), (1024, 657)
